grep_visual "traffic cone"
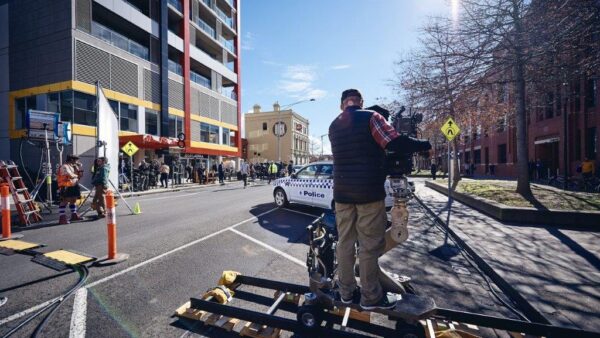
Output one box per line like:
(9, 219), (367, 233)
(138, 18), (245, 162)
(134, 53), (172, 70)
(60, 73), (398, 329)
(133, 202), (142, 215)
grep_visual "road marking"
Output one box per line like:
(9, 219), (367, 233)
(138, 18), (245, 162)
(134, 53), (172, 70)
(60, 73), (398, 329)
(0, 298), (57, 326)
(86, 208), (277, 288)
(282, 208), (320, 218)
(229, 228), (305, 267)
(69, 288), (87, 338)
(0, 208), (278, 328)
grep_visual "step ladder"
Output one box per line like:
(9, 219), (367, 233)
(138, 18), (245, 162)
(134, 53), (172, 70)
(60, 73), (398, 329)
(0, 160), (42, 226)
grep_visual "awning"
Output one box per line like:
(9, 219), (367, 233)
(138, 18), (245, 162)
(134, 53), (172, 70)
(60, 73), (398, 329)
(534, 136), (560, 145)
(119, 134), (180, 150)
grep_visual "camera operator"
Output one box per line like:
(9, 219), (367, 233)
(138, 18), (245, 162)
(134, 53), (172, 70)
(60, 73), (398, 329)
(329, 89), (431, 310)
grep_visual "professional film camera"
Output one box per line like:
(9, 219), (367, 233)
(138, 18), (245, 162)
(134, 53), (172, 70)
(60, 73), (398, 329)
(299, 105), (434, 333)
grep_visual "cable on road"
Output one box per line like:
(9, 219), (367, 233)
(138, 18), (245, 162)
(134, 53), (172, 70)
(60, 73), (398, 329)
(411, 195), (530, 322)
(1, 265), (89, 338)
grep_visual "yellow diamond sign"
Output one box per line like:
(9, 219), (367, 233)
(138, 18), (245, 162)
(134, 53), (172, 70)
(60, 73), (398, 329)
(440, 117), (460, 141)
(121, 141), (139, 157)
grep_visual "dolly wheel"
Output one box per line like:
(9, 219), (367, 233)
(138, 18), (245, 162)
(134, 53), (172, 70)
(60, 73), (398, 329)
(297, 305), (322, 330)
(395, 321), (426, 338)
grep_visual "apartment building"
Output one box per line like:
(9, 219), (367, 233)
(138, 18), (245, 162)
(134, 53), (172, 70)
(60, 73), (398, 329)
(245, 103), (310, 165)
(0, 0), (240, 182)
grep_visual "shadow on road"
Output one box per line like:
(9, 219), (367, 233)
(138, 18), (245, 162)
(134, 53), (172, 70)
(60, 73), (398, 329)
(247, 204), (322, 244)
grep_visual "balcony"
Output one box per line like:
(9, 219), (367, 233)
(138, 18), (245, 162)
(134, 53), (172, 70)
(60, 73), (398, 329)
(196, 18), (216, 39)
(168, 59), (183, 75)
(223, 0), (234, 8)
(91, 21), (149, 60)
(221, 87), (237, 100)
(201, 0), (213, 9)
(216, 7), (235, 30)
(191, 70), (211, 89)
(168, 0), (183, 12)
(219, 36), (235, 54)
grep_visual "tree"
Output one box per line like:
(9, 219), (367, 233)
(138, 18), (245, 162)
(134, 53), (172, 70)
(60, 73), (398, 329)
(393, 17), (477, 186)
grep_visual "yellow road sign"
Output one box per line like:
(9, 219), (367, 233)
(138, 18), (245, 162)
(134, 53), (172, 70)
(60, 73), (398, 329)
(440, 117), (460, 141)
(121, 141), (139, 157)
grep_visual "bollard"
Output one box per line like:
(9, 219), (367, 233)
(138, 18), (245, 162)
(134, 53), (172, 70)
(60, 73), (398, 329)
(1, 185), (11, 239)
(1, 184), (22, 241)
(106, 191), (117, 259)
(95, 190), (128, 265)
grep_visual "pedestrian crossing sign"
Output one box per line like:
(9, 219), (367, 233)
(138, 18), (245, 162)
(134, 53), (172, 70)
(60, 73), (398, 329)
(121, 141), (139, 157)
(440, 117), (460, 141)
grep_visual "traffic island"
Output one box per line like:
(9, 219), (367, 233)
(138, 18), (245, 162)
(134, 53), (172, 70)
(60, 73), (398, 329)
(425, 179), (600, 228)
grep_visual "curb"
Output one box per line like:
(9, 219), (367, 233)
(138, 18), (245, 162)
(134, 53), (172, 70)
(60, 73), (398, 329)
(425, 181), (600, 228)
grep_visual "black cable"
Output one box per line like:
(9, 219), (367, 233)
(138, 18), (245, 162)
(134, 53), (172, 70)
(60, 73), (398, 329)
(0, 265), (88, 338)
(411, 196), (530, 321)
(31, 265), (89, 338)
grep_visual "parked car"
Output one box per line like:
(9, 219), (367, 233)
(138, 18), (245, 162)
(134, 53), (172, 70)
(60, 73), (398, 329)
(272, 161), (411, 210)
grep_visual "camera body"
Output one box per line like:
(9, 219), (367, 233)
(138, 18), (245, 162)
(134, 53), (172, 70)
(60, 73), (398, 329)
(386, 106), (424, 177)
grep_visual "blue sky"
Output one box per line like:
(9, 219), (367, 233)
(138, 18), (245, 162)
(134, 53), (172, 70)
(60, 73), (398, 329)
(240, 0), (451, 153)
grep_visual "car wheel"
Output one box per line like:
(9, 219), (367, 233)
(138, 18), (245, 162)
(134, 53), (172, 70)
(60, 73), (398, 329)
(274, 188), (289, 208)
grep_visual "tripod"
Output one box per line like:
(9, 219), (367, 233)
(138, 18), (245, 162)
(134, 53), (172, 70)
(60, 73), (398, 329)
(30, 128), (54, 213)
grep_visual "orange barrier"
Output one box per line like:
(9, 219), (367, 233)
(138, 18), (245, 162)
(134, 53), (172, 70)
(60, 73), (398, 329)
(1, 185), (10, 239)
(106, 191), (117, 259)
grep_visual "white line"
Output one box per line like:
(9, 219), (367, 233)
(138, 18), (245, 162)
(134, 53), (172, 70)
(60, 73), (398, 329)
(282, 208), (320, 218)
(229, 228), (305, 267)
(69, 288), (88, 338)
(0, 298), (57, 326)
(86, 208), (277, 288)
(0, 208), (277, 327)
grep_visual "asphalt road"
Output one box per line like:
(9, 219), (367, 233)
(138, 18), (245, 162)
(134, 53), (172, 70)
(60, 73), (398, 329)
(0, 179), (527, 337)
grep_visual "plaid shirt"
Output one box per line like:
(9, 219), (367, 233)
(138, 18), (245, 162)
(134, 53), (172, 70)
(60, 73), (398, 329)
(369, 109), (399, 149)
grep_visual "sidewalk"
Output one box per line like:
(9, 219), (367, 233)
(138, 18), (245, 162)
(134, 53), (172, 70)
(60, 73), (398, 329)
(415, 183), (600, 332)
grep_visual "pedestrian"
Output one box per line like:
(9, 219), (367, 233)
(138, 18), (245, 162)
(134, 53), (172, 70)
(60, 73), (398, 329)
(160, 162), (170, 188)
(464, 161), (470, 176)
(470, 162), (476, 177)
(267, 161), (278, 184)
(240, 159), (249, 188)
(287, 160), (295, 176)
(581, 157), (595, 180)
(91, 157), (110, 218)
(535, 158), (543, 179)
(329, 89), (430, 310)
(57, 154), (83, 224)
(430, 162), (437, 180)
(186, 163), (193, 182)
(218, 161), (225, 184)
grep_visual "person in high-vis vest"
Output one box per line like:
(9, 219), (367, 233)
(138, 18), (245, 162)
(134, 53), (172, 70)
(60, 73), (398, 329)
(91, 157), (110, 218)
(267, 161), (278, 184)
(57, 155), (83, 224)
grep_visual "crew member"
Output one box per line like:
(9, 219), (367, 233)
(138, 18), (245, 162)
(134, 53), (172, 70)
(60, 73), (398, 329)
(329, 89), (430, 310)
(91, 157), (110, 218)
(582, 157), (595, 179)
(267, 161), (278, 184)
(57, 155), (83, 224)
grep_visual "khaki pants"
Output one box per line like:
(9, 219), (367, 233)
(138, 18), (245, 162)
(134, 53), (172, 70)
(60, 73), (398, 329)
(93, 185), (107, 215)
(335, 200), (387, 305)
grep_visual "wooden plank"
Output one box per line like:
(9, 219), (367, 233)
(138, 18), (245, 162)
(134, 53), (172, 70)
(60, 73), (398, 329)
(328, 306), (371, 323)
(239, 322), (281, 338)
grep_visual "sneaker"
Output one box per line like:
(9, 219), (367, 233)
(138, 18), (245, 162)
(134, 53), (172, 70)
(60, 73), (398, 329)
(58, 215), (70, 225)
(70, 213), (82, 221)
(360, 293), (397, 310)
(335, 287), (361, 305)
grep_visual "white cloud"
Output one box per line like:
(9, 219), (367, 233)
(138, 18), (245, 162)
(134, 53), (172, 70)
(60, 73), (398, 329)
(331, 64), (351, 70)
(278, 65), (327, 100)
(241, 32), (255, 51)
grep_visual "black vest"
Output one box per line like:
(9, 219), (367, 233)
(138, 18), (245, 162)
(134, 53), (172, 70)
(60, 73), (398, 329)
(329, 107), (386, 204)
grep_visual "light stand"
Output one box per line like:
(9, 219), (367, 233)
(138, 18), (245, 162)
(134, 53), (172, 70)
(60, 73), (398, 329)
(30, 125), (54, 213)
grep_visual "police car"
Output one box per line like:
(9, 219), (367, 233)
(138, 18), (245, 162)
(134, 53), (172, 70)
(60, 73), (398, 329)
(272, 161), (412, 210)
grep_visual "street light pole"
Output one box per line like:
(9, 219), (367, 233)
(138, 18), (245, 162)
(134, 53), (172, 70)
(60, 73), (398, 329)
(276, 98), (315, 162)
(320, 133), (328, 158)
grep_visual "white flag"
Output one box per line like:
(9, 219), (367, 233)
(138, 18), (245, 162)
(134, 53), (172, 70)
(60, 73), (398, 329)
(97, 84), (119, 190)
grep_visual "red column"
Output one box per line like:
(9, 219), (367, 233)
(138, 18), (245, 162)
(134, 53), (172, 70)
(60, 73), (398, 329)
(181, 0), (191, 150)
(234, 0), (242, 156)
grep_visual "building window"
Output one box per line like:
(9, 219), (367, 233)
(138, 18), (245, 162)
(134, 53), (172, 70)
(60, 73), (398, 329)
(59, 91), (74, 123)
(73, 91), (97, 126)
(14, 98), (26, 129)
(464, 151), (470, 163)
(168, 115), (183, 138)
(474, 149), (481, 164)
(200, 123), (219, 143)
(498, 144), (507, 164)
(586, 79), (597, 108)
(222, 127), (230, 146)
(587, 127), (597, 159)
(230, 130), (236, 147)
(262, 122), (267, 131)
(145, 109), (159, 135)
(119, 103), (138, 132)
